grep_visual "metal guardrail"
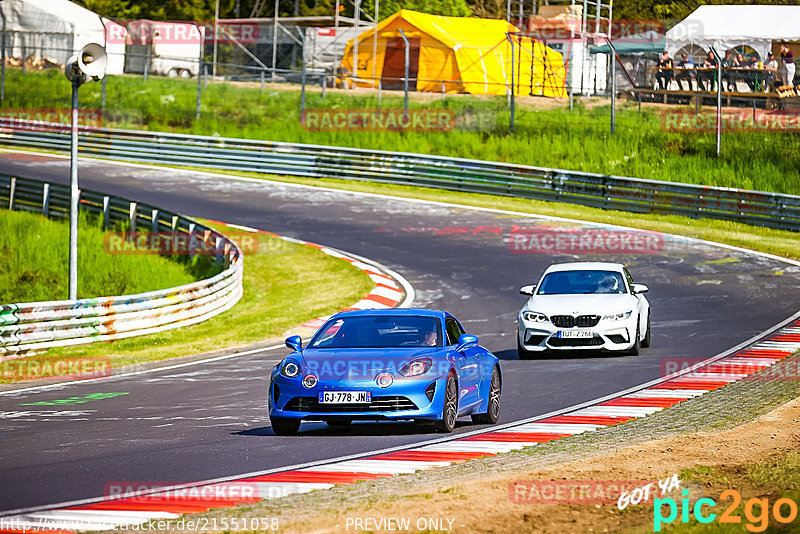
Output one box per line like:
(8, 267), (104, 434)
(1, 118), (800, 232)
(0, 174), (244, 356)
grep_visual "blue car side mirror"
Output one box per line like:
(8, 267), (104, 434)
(456, 334), (478, 352)
(285, 335), (303, 353)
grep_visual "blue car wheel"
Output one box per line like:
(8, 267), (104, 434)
(434, 374), (458, 433)
(472, 367), (501, 424)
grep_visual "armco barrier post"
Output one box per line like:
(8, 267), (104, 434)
(8, 176), (15, 210)
(102, 196), (110, 229)
(129, 201), (137, 234)
(42, 182), (50, 217)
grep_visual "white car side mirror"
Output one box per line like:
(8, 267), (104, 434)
(632, 283), (649, 294)
(519, 285), (535, 296)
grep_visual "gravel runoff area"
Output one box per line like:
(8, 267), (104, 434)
(107, 351), (800, 534)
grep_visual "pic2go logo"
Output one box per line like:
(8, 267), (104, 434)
(654, 489), (800, 532)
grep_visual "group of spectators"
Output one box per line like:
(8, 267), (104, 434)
(655, 45), (796, 92)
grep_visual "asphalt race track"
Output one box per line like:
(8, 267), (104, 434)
(2, 152), (799, 513)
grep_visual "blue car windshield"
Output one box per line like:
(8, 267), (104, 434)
(537, 270), (627, 295)
(308, 316), (443, 349)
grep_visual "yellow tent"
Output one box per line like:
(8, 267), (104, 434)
(339, 10), (566, 97)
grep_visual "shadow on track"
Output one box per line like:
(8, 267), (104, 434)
(235, 420), (477, 437)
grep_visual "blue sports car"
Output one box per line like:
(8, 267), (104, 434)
(268, 309), (502, 435)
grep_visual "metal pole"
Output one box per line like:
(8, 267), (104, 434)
(568, 30), (574, 111)
(608, 42), (616, 134)
(143, 30), (150, 81)
(507, 34), (515, 133)
(321, 74), (326, 98)
(300, 31), (306, 118)
(398, 29), (409, 114)
(271, 0), (279, 82)
(0, 5), (6, 107)
(372, 0), (379, 88)
(711, 47), (722, 157)
(212, 0), (220, 78)
(197, 25), (203, 120)
(101, 75), (106, 111)
(68, 78), (80, 301)
(353, 0), (360, 85)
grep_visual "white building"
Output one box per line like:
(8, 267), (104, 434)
(1, 0), (125, 74)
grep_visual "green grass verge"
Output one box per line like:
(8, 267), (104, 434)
(1, 221), (374, 383)
(0, 209), (201, 302)
(5, 67), (800, 195)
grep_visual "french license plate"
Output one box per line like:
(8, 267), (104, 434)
(558, 330), (593, 339)
(318, 391), (371, 404)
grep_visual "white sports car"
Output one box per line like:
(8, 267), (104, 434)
(517, 262), (650, 358)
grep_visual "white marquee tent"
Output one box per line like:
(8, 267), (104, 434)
(0, 0), (125, 74)
(666, 5), (800, 61)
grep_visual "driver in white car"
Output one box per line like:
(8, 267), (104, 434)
(597, 274), (621, 293)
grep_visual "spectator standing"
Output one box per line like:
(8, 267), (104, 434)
(676, 53), (695, 91)
(765, 51), (779, 90)
(781, 45), (796, 86)
(656, 51), (674, 90)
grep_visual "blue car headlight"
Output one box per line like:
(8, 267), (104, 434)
(281, 360), (301, 378)
(399, 357), (432, 377)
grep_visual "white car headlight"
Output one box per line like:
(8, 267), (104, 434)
(603, 310), (633, 321)
(522, 311), (548, 323)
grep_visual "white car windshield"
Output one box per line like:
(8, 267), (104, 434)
(537, 270), (627, 295)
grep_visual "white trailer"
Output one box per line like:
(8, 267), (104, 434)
(124, 20), (204, 78)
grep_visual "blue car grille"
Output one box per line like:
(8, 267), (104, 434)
(283, 396), (418, 412)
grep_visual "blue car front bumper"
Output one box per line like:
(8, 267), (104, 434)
(269, 374), (447, 421)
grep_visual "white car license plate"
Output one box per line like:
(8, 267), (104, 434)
(319, 391), (371, 404)
(559, 330), (593, 339)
